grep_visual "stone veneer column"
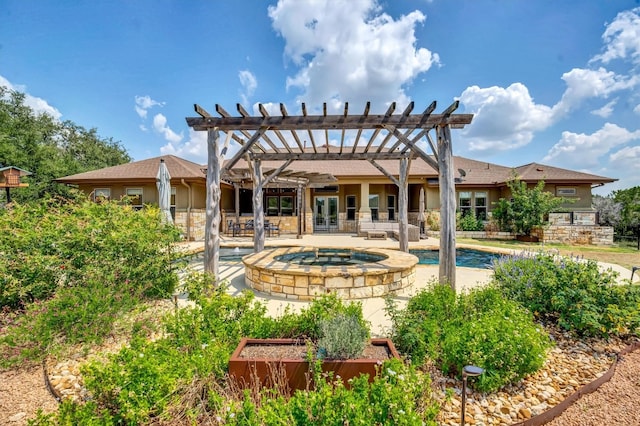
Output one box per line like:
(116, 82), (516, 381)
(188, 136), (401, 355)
(359, 182), (372, 222)
(304, 187), (314, 234)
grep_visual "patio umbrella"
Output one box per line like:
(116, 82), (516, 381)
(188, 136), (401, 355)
(156, 159), (173, 224)
(418, 187), (426, 235)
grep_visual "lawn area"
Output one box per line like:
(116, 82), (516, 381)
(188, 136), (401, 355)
(458, 238), (639, 271)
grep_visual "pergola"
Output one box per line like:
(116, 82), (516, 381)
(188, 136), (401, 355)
(186, 101), (473, 290)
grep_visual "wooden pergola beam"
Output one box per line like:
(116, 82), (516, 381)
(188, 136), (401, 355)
(187, 113), (473, 131)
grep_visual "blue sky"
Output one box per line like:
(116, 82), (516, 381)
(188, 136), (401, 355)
(1, 0), (639, 194)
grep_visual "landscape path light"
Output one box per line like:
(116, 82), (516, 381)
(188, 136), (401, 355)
(461, 365), (484, 426)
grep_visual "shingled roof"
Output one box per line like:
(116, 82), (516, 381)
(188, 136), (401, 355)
(57, 153), (616, 188)
(57, 155), (206, 184)
(514, 163), (616, 184)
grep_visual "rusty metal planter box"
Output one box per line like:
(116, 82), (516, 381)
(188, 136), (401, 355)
(228, 338), (401, 391)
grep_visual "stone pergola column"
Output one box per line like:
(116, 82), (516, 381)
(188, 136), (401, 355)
(304, 187), (313, 234)
(359, 182), (372, 222)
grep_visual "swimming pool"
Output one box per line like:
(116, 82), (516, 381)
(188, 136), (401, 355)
(409, 248), (500, 269)
(220, 247), (500, 269)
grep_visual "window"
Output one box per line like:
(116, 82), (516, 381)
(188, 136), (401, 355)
(369, 194), (379, 221)
(280, 196), (293, 216)
(557, 187), (577, 196)
(267, 196), (279, 216)
(126, 188), (143, 209)
(265, 188), (296, 216)
(346, 195), (356, 221)
(94, 188), (111, 202)
(387, 195), (396, 221)
(458, 191), (472, 216)
(475, 192), (487, 220)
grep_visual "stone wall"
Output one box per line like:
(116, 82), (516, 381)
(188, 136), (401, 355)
(533, 225), (614, 246)
(174, 209), (206, 241)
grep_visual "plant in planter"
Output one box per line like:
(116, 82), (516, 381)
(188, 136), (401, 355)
(228, 314), (400, 392)
(317, 314), (368, 360)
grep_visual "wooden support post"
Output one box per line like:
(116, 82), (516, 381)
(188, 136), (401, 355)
(251, 159), (266, 252)
(205, 128), (222, 281)
(398, 157), (409, 252)
(234, 184), (240, 224)
(437, 124), (457, 290)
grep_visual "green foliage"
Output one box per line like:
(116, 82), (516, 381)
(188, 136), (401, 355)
(0, 86), (130, 202)
(29, 400), (115, 426)
(76, 282), (376, 423)
(387, 283), (551, 392)
(217, 358), (439, 425)
(0, 196), (181, 365)
(592, 194), (622, 227)
(317, 314), (369, 359)
(612, 186), (640, 237)
(269, 292), (368, 340)
(491, 174), (565, 236)
(426, 212), (440, 231)
(492, 251), (640, 337)
(457, 211), (485, 231)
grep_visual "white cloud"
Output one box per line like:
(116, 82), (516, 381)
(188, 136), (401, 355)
(458, 83), (553, 152)
(239, 70), (258, 105)
(153, 113), (183, 144)
(553, 67), (638, 115)
(134, 95), (164, 119)
(591, 7), (640, 64)
(160, 129), (207, 162)
(591, 99), (617, 118)
(268, 0), (438, 111)
(609, 144), (640, 169)
(160, 129), (241, 164)
(0, 75), (62, 119)
(543, 123), (640, 168)
(634, 104), (640, 115)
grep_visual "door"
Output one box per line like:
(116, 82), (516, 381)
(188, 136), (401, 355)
(314, 196), (338, 232)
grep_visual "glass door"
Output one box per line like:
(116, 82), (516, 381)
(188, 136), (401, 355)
(314, 196), (338, 232)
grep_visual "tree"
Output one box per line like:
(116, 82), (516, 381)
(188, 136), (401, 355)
(0, 86), (131, 202)
(592, 194), (621, 227)
(492, 173), (565, 237)
(612, 186), (640, 237)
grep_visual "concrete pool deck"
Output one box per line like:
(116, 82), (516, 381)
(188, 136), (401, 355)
(178, 234), (638, 336)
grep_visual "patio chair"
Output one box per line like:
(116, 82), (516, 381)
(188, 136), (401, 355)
(267, 220), (281, 237)
(227, 220), (241, 236)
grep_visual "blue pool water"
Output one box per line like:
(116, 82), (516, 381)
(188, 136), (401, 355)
(219, 247), (500, 269)
(409, 248), (500, 269)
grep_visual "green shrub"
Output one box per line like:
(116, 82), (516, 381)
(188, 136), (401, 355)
(29, 400), (115, 426)
(457, 211), (485, 231)
(0, 196), (181, 309)
(269, 293), (368, 340)
(317, 314), (369, 359)
(492, 251), (640, 337)
(387, 283), (551, 392)
(215, 358), (439, 425)
(0, 196), (182, 365)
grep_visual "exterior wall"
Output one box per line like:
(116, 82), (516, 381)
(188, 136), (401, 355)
(175, 208), (206, 241)
(544, 183), (593, 210)
(532, 225), (614, 246)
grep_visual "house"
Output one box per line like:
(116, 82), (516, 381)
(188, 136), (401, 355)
(56, 155), (208, 241)
(57, 152), (616, 241)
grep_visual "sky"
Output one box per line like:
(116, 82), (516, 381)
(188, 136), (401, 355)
(1, 0), (639, 194)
